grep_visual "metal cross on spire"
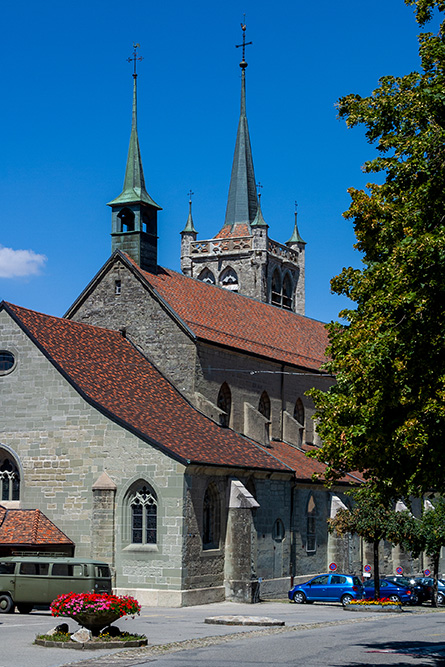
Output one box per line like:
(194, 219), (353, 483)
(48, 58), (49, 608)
(235, 17), (252, 68)
(187, 189), (194, 203)
(127, 43), (143, 78)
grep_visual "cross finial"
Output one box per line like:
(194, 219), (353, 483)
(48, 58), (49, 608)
(235, 17), (252, 68)
(295, 200), (298, 214)
(187, 189), (194, 203)
(256, 182), (263, 201)
(127, 43), (143, 78)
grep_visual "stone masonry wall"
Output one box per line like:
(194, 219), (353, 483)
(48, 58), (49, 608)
(0, 310), (185, 593)
(67, 258), (197, 400)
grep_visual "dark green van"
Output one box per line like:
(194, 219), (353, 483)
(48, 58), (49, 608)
(0, 555), (112, 613)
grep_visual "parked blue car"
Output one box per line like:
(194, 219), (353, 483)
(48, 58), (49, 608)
(288, 573), (363, 605)
(363, 578), (415, 605)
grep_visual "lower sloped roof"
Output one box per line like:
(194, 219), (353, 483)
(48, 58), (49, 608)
(2, 302), (291, 473)
(0, 506), (73, 547)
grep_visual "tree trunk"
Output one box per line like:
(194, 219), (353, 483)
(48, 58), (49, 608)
(432, 553), (439, 608)
(373, 540), (380, 599)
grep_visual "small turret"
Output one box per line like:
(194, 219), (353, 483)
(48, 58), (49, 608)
(180, 192), (198, 276)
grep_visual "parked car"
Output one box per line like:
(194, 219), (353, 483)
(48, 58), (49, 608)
(363, 578), (415, 605)
(288, 573), (363, 605)
(384, 576), (425, 604)
(415, 577), (445, 604)
(0, 556), (112, 614)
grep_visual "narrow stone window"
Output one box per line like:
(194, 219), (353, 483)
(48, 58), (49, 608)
(217, 382), (231, 427)
(258, 391), (271, 442)
(197, 268), (216, 285)
(203, 483), (220, 550)
(294, 398), (305, 446)
(130, 485), (157, 544)
(115, 280), (121, 295)
(272, 518), (285, 542)
(306, 494), (316, 553)
(0, 453), (20, 501)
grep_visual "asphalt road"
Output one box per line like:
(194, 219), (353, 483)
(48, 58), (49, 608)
(1, 601), (444, 667)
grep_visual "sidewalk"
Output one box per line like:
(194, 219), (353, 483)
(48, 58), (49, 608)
(0, 599), (433, 667)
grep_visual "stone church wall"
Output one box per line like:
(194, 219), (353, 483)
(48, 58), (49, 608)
(68, 259), (198, 400)
(0, 311), (186, 604)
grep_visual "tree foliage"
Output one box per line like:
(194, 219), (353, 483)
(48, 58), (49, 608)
(308, 0), (445, 499)
(329, 488), (415, 597)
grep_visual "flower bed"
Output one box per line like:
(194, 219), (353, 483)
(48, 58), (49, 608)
(344, 597), (402, 612)
(50, 593), (141, 635)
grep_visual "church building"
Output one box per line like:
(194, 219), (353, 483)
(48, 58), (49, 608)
(0, 32), (417, 607)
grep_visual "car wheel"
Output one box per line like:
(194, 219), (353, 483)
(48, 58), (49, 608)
(0, 594), (14, 614)
(437, 592), (445, 605)
(17, 603), (33, 614)
(341, 594), (353, 606)
(389, 595), (400, 603)
(292, 591), (306, 604)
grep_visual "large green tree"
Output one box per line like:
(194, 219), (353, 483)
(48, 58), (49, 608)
(308, 0), (445, 500)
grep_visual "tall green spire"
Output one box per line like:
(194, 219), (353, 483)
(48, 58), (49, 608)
(108, 47), (160, 210)
(223, 23), (258, 229)
(287, 204), (306, 245)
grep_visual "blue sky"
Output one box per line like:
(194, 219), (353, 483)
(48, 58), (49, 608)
(0, 0), (434, 323)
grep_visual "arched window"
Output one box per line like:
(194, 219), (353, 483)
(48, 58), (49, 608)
(130, 484), (157, 545)
(282, 273), (293, 310)
(258, 391), (271, 420)
(217, 382), (231, 427)
(118, 207), (135, 232)
(197, 267), (216, 285)
(0, 451), (20, 501)
(272, 518), (285, 542)
(203, 483), (221, 550)
(271, 269), (282, 306)
(306, 494), (316, 553)
(219, 267), (239, 292)
(294, 398), (305, 446)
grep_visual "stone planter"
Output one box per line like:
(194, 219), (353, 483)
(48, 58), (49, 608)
(344, 604), (402, 613)
(34, 637), (148, 649)
(62, 611), (122, 635)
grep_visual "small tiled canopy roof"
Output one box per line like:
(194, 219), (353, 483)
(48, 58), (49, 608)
(124, 255), (329, 371)
(3, 302), (290, 473)
(0, 506), (73, 547)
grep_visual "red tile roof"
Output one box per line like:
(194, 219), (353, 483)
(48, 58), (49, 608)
(214, 223), (251, 239)
(0, 506), (73, 547)
(3, 302), (291, 473)
(267, 441), (362, 485)
(125, 258), (329, 371)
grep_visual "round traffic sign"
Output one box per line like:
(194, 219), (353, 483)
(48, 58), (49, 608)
(329, 562), (337, 572)
(396, 566), (403, 575)
(424, 569), (431, 576)
(364, 564), (372, 573)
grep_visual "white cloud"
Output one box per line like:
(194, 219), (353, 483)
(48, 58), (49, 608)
(0, 245), (47, 278)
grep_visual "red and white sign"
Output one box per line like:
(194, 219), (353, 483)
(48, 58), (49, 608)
(364, 564), (372, 573)
(424, 569), (431, 577)
(396, 566), (403, 575)
(329, 562), (337, 572)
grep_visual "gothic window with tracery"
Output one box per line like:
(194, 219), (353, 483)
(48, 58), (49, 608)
(0, 453), (20, 502)
(202, 483), (221, 550)
(271, 269), (282, 306)
(217, 382), (231, 427)
(219, 267), (239, 292)
(282, 273), (293, 310)
(130, 485), (157, 544)
(306, 494), (316, 553)
(197, 268), (216, 285)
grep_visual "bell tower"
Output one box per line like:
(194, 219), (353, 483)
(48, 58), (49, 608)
(108, 44), (162, 273)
